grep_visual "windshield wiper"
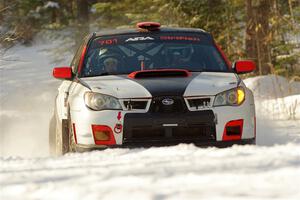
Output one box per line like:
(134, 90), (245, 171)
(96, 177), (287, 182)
(82, 72), (110, 77)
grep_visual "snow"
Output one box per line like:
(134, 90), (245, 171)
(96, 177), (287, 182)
(0, 33), (300, 199)
(44, 1), (60, 9)
(244, 76), (300, 120)
(255, 95), (299, 120)
(243, 75), (300, 99)
(0, 32), (73, 157)
(1, 144), (300, 199)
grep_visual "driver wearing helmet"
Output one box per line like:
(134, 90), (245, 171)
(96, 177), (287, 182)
(103, 57), (119, 74)
(170, 51), (183, 66)
(165, 44), (195, 68)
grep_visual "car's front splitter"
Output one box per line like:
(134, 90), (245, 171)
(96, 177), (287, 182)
(73, 138), (255, 152)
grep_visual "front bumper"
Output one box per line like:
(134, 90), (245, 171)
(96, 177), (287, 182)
(71, 90), (255, 147)
(72, 109), (255, 152)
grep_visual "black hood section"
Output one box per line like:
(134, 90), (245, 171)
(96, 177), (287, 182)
(122, 73), (199, 96)
(128, 69), (191, 79)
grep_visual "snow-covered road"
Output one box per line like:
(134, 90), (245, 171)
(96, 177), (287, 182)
(1, 143), (300, 200)
(0, 37), (300, 199)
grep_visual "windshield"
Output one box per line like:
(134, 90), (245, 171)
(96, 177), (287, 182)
(82, 33), (229, 77)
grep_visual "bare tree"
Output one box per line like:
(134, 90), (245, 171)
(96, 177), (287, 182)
(75, 0), (89, 46)
(246, 0), (272, 75)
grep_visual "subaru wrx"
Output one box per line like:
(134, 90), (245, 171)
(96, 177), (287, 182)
(49, 22), (256, 155)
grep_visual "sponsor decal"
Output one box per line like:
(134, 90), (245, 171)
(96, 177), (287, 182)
(160, 36), (200, 41)
(125, 37), (154, 42)
(98, 38), (118, 45)
(162, 98), (174, 106)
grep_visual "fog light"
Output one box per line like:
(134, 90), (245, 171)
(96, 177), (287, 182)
(94, 131), (110, 141)
(222, 119), (243, 141)
(226, 126), (241, 136)
(91, 125), (116, 145)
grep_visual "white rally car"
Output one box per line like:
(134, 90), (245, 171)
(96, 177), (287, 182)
(49, 22), (256, 155)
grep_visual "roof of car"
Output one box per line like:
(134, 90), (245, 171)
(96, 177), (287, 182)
(92, 27), (210, 38)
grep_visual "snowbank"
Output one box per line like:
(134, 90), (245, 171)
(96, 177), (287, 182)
(244, 75), (300, 120)
(256, 94), (300, 119)
(244, 75), (300, 99)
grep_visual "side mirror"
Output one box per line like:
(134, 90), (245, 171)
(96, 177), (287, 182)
(233, 60), (256, 74)
(53, 67), (72, 79)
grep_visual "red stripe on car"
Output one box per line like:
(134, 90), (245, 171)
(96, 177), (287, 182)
(215, 43), (231, 69)
(72, 123), (78, 144)
(77, 45), (87, 73)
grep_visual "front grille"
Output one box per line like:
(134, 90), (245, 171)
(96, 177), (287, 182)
(172, 125), (213, 138)
(123, 110), (216, 145)
(127, 125), (215, 140)
(187, 98), (211, 109)
(131, 127), (165, 139)
(123, 100), (148, 110)
(150, 96), (186, 113)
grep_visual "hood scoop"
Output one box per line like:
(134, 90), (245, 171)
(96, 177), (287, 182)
(128, 69), (191, 79)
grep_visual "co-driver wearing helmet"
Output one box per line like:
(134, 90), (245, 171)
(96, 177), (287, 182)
(103, 57), (119, 74)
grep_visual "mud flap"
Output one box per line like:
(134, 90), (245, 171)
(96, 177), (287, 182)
(55, 119), (70, 155)
(61, 119), (70, 154)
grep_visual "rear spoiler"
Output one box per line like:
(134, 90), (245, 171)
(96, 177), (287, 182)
(128, 69), (191, 79)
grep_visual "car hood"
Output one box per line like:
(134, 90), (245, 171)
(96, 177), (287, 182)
(80, 72), (238, 98)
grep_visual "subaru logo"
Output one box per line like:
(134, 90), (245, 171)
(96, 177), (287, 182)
(162, 98), (174, 106)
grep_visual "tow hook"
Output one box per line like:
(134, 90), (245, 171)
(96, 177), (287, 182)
(114, 124), (123, 134)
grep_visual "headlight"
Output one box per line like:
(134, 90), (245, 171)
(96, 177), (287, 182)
(213, 87), (245, 106)
(84, 92), (122, 110)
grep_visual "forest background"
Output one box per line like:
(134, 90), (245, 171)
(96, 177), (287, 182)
(0, 0), (299, 78)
